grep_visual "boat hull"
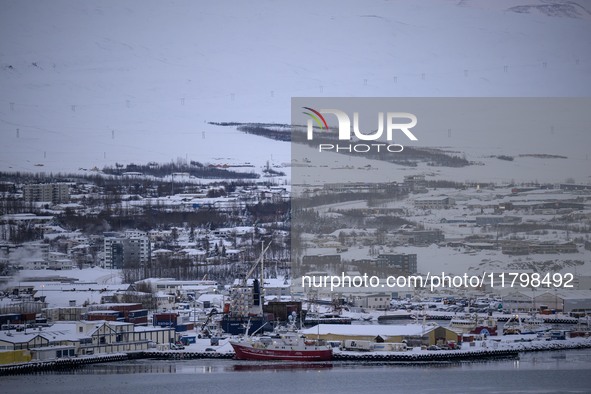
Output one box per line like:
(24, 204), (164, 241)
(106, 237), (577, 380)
(231, 342), (333, 361)
(378, 313), (411, 322)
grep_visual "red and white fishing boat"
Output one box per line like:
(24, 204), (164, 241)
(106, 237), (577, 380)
(230, 330), (333, 361)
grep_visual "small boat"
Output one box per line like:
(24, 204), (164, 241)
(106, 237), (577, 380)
(230, 329), (333, 361)
(502, 314), (552, 335)
(377, 310), (412, 322)
(449, 314), (498, 336)
(569, 316), (591, 338)
(303, 312), (352, 326)
(340, 308), (373, 322)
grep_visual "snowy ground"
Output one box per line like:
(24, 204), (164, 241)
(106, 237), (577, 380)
(304, 185), (591, 277)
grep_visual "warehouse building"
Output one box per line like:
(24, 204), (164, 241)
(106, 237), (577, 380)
(500, 289), (591, 313)
(301, 323), (459, 347)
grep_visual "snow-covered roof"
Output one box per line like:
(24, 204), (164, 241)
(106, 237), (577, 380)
(231, 278), (290, 288)
(196, 294), (224, 305)
(301, 323), (439, 337)
(152, 248), (173, 254)
(0, 322), (88, 344)
(414, 196), (450, 202)
(180, 248), (206, 256)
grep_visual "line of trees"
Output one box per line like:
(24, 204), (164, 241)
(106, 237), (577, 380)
(103, 160), (259, 179)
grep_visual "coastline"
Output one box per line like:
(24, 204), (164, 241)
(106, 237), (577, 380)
(2, 337), (590, 376)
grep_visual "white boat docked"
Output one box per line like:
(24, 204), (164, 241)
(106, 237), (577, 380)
(503, 315), (552, 335)
(449, 314), (498, 336)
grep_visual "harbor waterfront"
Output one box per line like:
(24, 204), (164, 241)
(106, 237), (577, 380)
(2, 335), (590, 375)
(2, 1), (591, 393)
(2, 348), (591, 394)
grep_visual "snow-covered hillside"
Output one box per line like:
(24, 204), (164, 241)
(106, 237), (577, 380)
(1, 0), (590, 182)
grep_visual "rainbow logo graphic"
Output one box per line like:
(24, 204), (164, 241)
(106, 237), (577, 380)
(302, 107), (329, 130)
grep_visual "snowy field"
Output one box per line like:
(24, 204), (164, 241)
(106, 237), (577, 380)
(1, 0), (590, 184)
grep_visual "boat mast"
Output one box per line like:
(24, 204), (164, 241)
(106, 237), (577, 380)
(260, 241), (264, 312)
(317, 321), (320, 341)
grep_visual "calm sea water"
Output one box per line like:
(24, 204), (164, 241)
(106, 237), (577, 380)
(3, 349), (591, 394)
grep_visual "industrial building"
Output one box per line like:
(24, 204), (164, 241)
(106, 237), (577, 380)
(0, 321), (174, 359)
(414, 196), (453, 209)
(375, 253), (417, 274)
(301, 324), (459, 347)
(500, 289), (591, 313)
(357, 293), (392, 310)
(397, 230), (444, 246)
